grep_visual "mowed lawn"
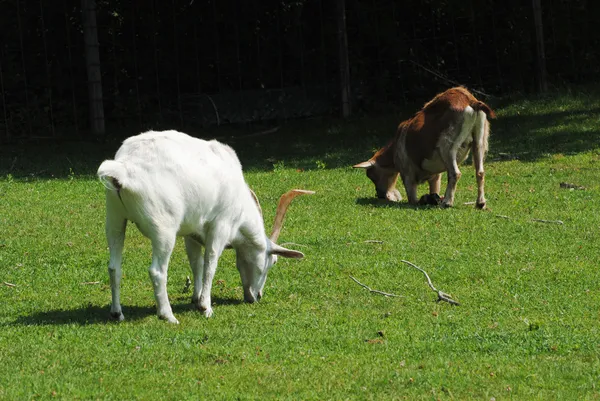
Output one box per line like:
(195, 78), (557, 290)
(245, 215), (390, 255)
(1, 89), (599, 400)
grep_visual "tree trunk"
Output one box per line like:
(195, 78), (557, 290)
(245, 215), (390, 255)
(532, 0), (547, 93)
(81, 0), (105, 136)
(337, 0), (351, 118)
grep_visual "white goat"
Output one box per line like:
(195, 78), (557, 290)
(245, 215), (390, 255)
(97, 130), (313, 324)
(354, 87), (496, 208)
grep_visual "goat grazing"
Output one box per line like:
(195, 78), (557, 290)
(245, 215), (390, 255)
(97, 130), (313, 324)
(353, 86), (496, 208)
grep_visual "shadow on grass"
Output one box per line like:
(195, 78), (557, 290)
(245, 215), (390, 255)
(490, 107), (600, 161)
(355, 197), (446, 210)
(2, 92), (600, 180)
(10, 296), (243, 326)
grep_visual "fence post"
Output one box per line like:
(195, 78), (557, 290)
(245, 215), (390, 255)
(337, 0), (351, 118)
(532, 0), (547, 93)
(81, 0), (105, 137)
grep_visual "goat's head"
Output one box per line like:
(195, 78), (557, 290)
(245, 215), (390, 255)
(353, 160), (401, 201)
(237, 189), (314, 303)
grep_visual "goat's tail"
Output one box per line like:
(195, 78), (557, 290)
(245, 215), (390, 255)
(472, 101), (496, 119)
(97, 160), (126, 192)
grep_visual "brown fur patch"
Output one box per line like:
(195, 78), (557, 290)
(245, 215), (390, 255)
(373, 87), (495, 168)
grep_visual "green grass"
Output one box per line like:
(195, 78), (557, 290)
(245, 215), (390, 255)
(1, 88), (600, 400)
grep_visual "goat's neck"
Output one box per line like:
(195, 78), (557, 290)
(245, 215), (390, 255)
(373, 134), (399, 169)
(231, 196), (268, 250)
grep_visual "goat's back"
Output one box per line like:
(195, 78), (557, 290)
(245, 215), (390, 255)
(98, 130), (251, 232)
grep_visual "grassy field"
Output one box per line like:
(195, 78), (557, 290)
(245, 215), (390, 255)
(1, 88), (600, 400)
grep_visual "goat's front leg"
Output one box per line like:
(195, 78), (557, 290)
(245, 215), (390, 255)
(198, 230), (228, 318)
(184, 236), (204, 306)
(149, 233), (178, 324)
(428, 174), (441, 196)
(401, 174), (419, 205)
(106, 198), (127, 322)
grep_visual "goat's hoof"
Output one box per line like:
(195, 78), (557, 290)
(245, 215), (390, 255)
(159, 314), (180, 324)
(441, 201), (453, 208)
(418, 193), (442, 206)
(110, 311), (125, 322)
(476, 202), (486, 210)
(200, 306), (213, 318)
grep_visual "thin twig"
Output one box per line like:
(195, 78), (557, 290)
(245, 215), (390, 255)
(214, 126), (280, 141)
(364, 240), (384, 244)
(496, 214), (510, 219)
(559, 182), (585, 190)
(531, 218), (564, 225)
(241, 126), (280, 139)
(400, 260), (460, 305)
(349, 275), (403, 298)
(410, 60), (492, 98)
(463, 201), (476, 205)
(182, 276), (192, 293)
(3, 282), (16, 287)
(80, 281), (100, 285)
(9, 157), (17, 172)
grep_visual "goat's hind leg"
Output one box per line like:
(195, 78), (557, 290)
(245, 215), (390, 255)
(184, 236), (204, 309)
(105, 194), (127, 321)
(149, 231), (179, 324)
(472, 115), (489, 209)
(441, 154), (461, 208)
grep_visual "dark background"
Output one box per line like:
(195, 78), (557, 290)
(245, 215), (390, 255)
(0, 0), (598, 141)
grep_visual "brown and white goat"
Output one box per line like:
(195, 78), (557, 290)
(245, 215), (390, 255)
(354, 87), (496, 208)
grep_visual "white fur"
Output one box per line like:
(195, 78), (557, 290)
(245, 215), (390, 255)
(97, 130), (303, 324)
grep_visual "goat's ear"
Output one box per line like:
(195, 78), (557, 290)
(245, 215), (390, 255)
(269, 243), (304, 259)
(353, 161), (374, 169)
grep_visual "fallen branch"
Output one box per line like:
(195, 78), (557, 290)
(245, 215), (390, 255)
(400, 260), (460, 305)
(559, 182), (585, 190)
(3, 282), (16, 287)
(531, 218), (564, 225)
(497, 214), (563, 225)
(349, 275), (403, 298)
(182, 276), (192, 293)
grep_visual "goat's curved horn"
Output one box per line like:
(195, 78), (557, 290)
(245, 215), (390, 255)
(270, 189), (315, 243)
(249, 188), (263, 218)
(353, 160), (375, 169)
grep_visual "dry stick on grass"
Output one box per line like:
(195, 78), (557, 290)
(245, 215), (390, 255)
(496, 214), (564, 225)
(182, 276), (192, 293)
(349, 275), (403, 298)
(531, 218), (564, 225)
(80, 281), (100, 285)
(3, 282), (17, 287)
(364, 240), (384, 244)
(400, 260), (460, 305)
